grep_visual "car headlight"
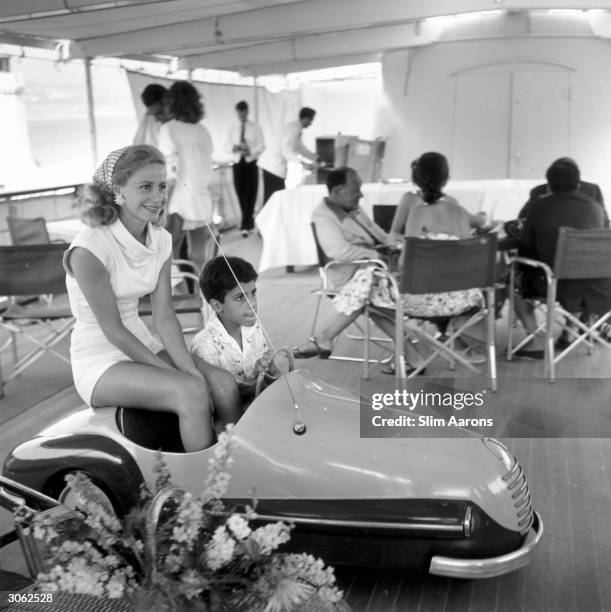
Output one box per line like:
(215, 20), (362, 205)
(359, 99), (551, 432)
(481, 437), (516, 472)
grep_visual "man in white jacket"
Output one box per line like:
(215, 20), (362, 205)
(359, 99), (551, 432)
(258, 107), (318, 206)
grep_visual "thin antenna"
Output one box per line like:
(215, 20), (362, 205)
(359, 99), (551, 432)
(179, 180), (305, 428)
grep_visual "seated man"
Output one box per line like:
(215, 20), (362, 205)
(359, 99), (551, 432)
(518, 157), (608, 227)
(513, 159), (609, 358)
(293, 166), (425, 372)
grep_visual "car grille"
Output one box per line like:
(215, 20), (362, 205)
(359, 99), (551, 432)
(502, 459), (534, 534)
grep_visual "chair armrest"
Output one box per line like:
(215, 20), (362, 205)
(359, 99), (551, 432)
(322, 258), (387, 274)
(510, 256), (554, 286)
(172, 259), (199, 274)
(0, 476), (61, 513)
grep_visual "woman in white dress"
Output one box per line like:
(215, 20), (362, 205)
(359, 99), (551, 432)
(158, 81), (214, 273)
(64, 145), (241, 452)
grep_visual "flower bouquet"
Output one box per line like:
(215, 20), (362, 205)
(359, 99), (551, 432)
(14, 427), (350, 612)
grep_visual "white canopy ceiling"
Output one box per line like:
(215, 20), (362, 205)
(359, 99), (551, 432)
(2, 0), (611, 75)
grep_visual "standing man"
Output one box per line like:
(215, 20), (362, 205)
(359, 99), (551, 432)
(258, 106), (318, 205)
(133, 83), (168, 147)
(226, 101), (265, 237)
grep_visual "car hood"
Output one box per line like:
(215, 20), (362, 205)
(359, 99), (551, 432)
(34, 370), (523, 531)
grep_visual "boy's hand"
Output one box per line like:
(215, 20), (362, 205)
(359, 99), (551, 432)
(254, 350), (275, 376)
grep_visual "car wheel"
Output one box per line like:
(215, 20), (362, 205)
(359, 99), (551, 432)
(51, 471), (119, 517)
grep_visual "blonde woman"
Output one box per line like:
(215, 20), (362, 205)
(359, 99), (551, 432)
(64, 145), (241, 452)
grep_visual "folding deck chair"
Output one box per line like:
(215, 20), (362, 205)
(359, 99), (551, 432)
(507, 227), (611, 383)
(0, 244), (74, 397)
(388, 234), (498, 390)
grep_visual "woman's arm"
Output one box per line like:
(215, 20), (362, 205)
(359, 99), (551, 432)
(149, 256), (202, 377)
(390, 192), (418, 237)
(70, 247), (173, 370)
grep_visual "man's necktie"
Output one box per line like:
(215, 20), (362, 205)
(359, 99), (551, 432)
(240, 121), (246, 157)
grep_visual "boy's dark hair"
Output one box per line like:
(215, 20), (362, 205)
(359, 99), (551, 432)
(546, 158), (580, 193)
(141, 84), (167, 108)
(299, 106), (316, 120)
(236, 100), (248, 112)
(200, 256), (258, 303)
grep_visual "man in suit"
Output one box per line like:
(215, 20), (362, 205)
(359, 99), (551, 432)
(514, 159), (609, 358)
(518, 157), (608, 226)
(225, 100), (265, 237)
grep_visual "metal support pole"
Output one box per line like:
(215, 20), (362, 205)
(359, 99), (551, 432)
(83, 57), (98, 168)
(254, 74), (259, 122)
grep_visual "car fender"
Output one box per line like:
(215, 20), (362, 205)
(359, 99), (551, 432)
(3, 433), (144, 514)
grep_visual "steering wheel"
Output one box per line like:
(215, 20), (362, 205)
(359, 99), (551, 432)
(254, 347), (295, 397)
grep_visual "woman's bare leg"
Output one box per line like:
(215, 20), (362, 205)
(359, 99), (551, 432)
(192, 355), (243, 429)
(369, 311), (425, 367)
(295, 308), (364, 354)
(91, 361), (213, 452)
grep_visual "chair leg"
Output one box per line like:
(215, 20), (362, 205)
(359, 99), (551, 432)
(546, 286), (556, 383)
(363, 309), (370, 379)
(310, 294), (324, 337)
(486, 288), (497, 392)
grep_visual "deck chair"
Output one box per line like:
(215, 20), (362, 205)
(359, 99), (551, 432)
(372, 204), (398, 233)
(389, 234), (498, 390)
(310, 222), (392, 377)
(507, 227), (611, 383)
(7, 217), (66, 246)
(138, 258), (207, 334)
(0, 244), (74, 397)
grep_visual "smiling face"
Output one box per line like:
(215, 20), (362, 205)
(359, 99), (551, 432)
(212, 280), (258, 328)
(117, 163), (167, 226)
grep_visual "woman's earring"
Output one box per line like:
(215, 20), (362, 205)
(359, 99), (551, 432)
(114, 193), (126, 207)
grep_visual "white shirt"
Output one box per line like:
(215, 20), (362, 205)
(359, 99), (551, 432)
(225, 119), (265, 163)
(133, 113), (163, 147)
(158, 119), (213, 224)
(258, 119), (316, 179)
(190, 313), (270, 385)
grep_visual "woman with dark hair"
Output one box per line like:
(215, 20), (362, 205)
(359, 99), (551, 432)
(158, 81), (214, 272)
(403, 152), (486, 361)
(65, 145), (241, 452)
(391, 154), (486, 238)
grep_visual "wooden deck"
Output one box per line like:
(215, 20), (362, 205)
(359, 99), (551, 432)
(1, 229), (611, 611)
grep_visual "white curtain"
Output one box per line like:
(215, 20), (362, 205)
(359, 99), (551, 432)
(125, 69), (299, 164)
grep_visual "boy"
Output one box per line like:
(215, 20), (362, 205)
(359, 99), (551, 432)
(191, 256), (279, 399)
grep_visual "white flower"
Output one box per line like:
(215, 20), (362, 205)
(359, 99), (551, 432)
(251, 522), (291, 554)
(106, 576), (125, 599)
(206, 526), (236, 570)
(226, 514), (251, 540)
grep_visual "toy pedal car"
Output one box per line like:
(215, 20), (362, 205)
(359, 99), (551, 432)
(2, 370), (542, 579)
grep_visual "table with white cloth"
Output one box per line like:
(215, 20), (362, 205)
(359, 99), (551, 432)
(255, 179), (541, 271)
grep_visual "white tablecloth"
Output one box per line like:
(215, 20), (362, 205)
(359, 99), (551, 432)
(255, 179), (540, 271)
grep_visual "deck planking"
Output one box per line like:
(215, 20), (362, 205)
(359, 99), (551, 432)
(1, 229), (611, 611)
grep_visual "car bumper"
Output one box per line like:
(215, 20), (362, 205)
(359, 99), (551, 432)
(429, 511), (543, 579)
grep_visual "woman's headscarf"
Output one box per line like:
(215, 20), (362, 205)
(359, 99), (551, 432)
(93, 147), (129, 191)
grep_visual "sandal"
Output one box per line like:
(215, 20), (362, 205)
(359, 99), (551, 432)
(292, 337), (332, 360)
(381, 362), (427, 376)
(310, 336), (332, 359)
